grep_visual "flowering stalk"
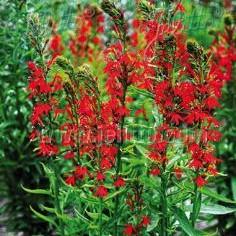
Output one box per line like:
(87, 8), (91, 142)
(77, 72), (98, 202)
(160, 171), (169, 236)
(99, 198), (103, 236)
(27, 14), (65, 234)
(101, 1), (128, 233)
(134, 1), (223, 233)
(51, 161), (65, 236)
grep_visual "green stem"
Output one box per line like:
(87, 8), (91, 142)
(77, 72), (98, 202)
(99, 198), (103, 236)
(190, 183), (201, 227)
(52, 163), (65, 236)
(114, 124), (124, 236)
(160, 173), (169, 236)
(114, 75), (128, 236)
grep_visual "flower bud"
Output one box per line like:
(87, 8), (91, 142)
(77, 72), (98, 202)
(224, 14), (233, 26)
(56, 56), (74, 76)
(187, 40), (204, 58)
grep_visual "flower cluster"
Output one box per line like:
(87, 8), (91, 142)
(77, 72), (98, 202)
(210, 14), (236, 82)
(134, 1), (222, 187)
(27, 2), (231, 235)
(69, 5), (105, 63)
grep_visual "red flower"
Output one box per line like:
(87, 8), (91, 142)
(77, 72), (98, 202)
(174, 167), (183, 179)
(203, 152), (219, 164)
(96, 171), (105, 181)
(204, 96), (220, 110)
(100, 145), (118, 169)
(93, 36), (100, 45)
(65, 175), (76, 186)
(175, 3), (185, 12)
(208, 167), (218, 176)
(189, 159), (203, 169)
(140, 215), (151, 227)
(195, 176), (207, 187)
(150, 168), (160, 176)
(149, 152), (167, 163)
(169, 113), (183, 125)
(31, 103), (51, 126)
(100, 158), (113, 170)
(28, 63), (51, 97)
(29, 130), (38, 141)
(75, 166), (88, 180)
(114, 176), (125, 188)
(151, 140), (168, 153)
(64, 151), (75, 160)
(49, 34), (64, 53)
(38, 136), (58, 156)
(123, 224), (135, 236)
(95, 185), (108, 198)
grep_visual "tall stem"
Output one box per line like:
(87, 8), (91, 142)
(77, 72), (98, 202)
(99, 199), (103, 236)
(160, 172), (169, 236)
(190, 183), (201, 227)
(114, 85), (127, 235)
(52, 163), (65, 236)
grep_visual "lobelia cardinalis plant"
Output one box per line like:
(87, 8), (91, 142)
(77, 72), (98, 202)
(210, 13), (236, 234)
(25, 1), (236, 236)
(130, 1), (224, 234)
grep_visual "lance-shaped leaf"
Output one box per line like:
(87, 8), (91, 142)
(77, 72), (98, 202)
(173, 207), (200, 236)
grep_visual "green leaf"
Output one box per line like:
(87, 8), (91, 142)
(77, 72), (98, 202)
(80, 195), (100, 205)
(191, 192), (201, 226)
(147, 214), (159, 232)
(126, 157), (146, 167)
(85, 210), (99, 220)
(200, 204), (236, 215)
(74, 208), (90, 223)
(104, 189), (125, 202)
(167, 154), (187, 169)
(200, 187), (236, 204)
(22, 185), (51, 195)
(170, 191), (191, 205)
(30, 206), (57, 226)
(40, 204), (56, 214)
(181, 183), (236, 204)
(135, 144), (148, 158)
(130, 85), (154, 99)
(85, 210), (109, 221)
(231, 177), (236, 201)
(173, 207), (199, 236)
(41, 162), (54, 177)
